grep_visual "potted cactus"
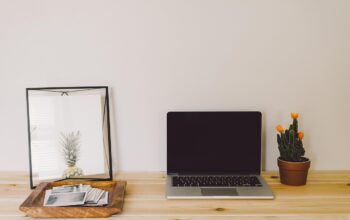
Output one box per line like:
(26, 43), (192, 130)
(276, 113), (310, 186)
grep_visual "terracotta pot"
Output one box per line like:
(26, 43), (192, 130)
(277, 158), (311, 186)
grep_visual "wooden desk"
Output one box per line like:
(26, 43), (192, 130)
(1, 171), (350, 219)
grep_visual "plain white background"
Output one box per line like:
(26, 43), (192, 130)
(0, 0), (349, 172)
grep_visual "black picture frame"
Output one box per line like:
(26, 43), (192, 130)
(26, 86), (113, 189)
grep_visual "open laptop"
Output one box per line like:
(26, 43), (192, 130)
(166, 111), (274, 199)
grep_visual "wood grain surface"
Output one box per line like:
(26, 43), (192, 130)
(1, 171), (350, 219)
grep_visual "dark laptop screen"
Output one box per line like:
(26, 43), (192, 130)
(167, 112), (261, 175)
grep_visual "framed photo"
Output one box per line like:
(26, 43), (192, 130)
(26, 87), (113, 188)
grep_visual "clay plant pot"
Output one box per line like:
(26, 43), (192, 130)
(277, 158), (311, 186)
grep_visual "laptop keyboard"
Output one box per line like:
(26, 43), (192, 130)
(172, 175), (262, 187)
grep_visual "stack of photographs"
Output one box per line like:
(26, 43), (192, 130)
(43, 184), (108, 207)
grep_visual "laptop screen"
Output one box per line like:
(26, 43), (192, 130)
(167, 112), (261, 175)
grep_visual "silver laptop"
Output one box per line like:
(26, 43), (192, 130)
(166, 112), (274, 199)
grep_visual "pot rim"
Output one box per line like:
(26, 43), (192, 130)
(278, 157), (310, 164)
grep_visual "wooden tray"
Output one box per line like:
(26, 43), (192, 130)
(19, 180), (127, 218)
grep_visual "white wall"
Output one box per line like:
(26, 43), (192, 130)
(0, 0), (349, 172)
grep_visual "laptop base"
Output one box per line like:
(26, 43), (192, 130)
(166, 175), (274, 199)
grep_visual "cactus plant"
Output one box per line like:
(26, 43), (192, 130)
(276, 113), (307, 162)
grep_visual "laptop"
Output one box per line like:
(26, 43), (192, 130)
(166, 111), (274, 199)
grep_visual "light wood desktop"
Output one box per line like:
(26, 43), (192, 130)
(1, 171), (350, 219)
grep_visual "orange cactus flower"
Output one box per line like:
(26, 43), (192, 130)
(291, 112), (299, 119)
(298, 131), (304, 140)
(276, 125), (284, 133)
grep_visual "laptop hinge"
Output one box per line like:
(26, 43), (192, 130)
(168, 173), (261, 176)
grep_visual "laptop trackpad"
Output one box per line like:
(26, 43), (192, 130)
(201, 188), (238, 196)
